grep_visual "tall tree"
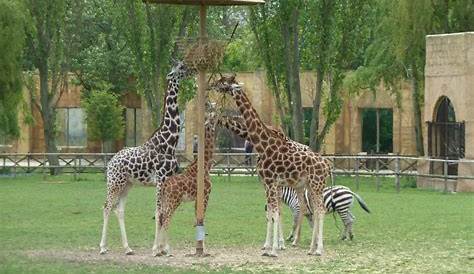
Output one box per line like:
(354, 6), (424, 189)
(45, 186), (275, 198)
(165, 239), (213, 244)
(305, 0), (371, 151)
(345, 0), (474, 156)
(24, 0), (68, 174)
(0, 0), (25, 139)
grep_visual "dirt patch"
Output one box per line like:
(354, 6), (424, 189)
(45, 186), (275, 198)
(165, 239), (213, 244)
(26, 245), (334, 272)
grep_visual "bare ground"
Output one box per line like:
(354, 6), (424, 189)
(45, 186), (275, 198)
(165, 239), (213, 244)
(25, 245), (334, 272)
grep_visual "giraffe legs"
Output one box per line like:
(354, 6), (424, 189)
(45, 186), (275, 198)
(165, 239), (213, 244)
(115, 187), (134, 255)
(99, 200), (112, 255)
(291, 188), (307, 246)
(99, 183), (125, 255)
(262, 183), (280, 257)
(308, 186), (325, 256)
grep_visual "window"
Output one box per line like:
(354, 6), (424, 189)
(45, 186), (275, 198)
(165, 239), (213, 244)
(361, 108), (393, 154)
(303, 107), (313, 145)
(56, 108), (87, 148)
(177, 112), (185, 151)
(125, 108), (142, 147)
(0, 132), (13, 148)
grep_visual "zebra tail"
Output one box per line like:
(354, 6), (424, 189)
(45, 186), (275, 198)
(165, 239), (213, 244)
(352, 192), (371, 213)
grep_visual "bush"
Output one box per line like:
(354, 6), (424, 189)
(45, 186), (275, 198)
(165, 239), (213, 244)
(82, 90), (124, 152)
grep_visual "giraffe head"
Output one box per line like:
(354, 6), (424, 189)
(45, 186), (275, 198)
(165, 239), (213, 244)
(166, 61), (195, 81)
(210, 74), (242, 96)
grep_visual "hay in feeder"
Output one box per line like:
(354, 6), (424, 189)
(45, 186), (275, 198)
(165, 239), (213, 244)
(183, 40), (226, 71)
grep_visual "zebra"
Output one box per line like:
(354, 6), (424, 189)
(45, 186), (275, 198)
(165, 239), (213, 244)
(268, 185), (370, 242)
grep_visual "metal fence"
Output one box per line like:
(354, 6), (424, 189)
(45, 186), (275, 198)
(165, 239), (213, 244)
(1, 153), (473, 192)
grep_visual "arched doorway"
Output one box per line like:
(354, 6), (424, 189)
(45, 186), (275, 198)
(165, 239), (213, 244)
(427, 96), (465, 175)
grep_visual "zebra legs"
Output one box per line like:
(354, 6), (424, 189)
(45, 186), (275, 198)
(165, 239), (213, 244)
(341, 211), (355, 240)
(291, 188), (308, 246)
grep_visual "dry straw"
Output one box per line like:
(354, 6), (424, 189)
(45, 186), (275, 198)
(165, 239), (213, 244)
(182, 39), (226, 71)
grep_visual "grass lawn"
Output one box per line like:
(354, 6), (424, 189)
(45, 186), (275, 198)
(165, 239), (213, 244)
(0, 173), (473, 273)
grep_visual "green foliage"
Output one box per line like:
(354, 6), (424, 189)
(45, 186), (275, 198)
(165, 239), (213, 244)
(0, 0), (26, 138)
(82, 90), (124, 145)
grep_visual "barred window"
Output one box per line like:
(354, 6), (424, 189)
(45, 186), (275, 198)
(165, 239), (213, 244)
(56, 108), (87, 148)
(125, 108), (142, 147)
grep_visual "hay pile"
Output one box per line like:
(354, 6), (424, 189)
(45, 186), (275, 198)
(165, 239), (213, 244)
(183, 39), (226, 71)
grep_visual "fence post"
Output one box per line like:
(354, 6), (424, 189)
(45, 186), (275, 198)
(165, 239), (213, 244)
(226, 153), (231, 181)
(395, 157), (400, 193)
(42, 153), (46, 180)
(73, 156), (77, 181)
(27, 154), (31, 173)
(355, 157), (360, 191)
(443, 157), (448, 193)
(376, 157), (380, 192)
(13, 154), (17, 178)
(332, 156), (336, 185)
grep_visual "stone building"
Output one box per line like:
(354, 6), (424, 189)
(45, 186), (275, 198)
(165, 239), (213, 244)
(1, 71), (418, 158)
(417, 32), (474, 192)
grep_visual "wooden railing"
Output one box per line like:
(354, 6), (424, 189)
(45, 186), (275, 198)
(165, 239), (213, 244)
(1, 153), (473, 192)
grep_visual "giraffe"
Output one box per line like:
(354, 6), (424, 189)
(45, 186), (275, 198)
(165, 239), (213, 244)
(152, 113), (217, 256)
(219, 115), (333, 248)
(99, 61), (194, 255)
(211, 75), (330, 256)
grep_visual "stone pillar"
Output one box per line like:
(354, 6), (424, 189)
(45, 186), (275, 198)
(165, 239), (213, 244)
(419, 32), (474, 192)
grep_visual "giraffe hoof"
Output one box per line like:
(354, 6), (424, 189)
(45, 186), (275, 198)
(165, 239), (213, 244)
(99, 248), (108, 255)
(125, 248), (135, 255)
(307, 250), (322, 256)
(262, 252), (278, 257)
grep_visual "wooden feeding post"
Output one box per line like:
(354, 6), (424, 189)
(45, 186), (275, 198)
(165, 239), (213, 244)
(144, 0), (265, 256)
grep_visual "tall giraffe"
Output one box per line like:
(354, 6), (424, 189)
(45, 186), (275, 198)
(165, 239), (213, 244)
(219, 115), (332, 248)
(212, 76), (330, 256)
(152, 114), (217, 256)
(99, 62), (194, 255)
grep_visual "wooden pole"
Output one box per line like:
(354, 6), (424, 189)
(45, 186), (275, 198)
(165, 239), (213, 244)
(195, 4), (207, 256)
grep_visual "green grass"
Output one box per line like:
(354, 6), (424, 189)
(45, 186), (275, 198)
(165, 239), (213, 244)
(0, 174), (473, 273)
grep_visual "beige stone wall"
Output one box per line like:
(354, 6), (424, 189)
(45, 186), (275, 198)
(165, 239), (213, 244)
(178, 71), (417, 157)
(419, 31), (474, 192)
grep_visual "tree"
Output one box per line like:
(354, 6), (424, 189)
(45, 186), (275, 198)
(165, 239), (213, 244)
(345, 0), (474, 156)
(304, 0), (372, 151)
(24, 0), (68, 174)
(0, 0), (25, 139)
(83, 90), (124, 153)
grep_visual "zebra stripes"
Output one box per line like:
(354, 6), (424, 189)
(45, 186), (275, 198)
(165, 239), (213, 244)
(278, 185), (370, 241)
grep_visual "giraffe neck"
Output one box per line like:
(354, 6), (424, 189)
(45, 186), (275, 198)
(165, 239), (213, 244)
(144, 77), (181, 152)
(219, 116), (248, 140)
(230, 89), (276, 153)
(188, 127), (215, 175)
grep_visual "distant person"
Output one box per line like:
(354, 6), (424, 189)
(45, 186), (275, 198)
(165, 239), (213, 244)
(193, 135), (198, 160)
(244, 139), (253, 165)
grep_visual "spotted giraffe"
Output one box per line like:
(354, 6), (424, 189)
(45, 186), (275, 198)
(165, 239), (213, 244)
(152, 114), (217, 256)
(99, 62), (194, 255)
(212, 75), (331, 256)
(218, 115), (333, 247)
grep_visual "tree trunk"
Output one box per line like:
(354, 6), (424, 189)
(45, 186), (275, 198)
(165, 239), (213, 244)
(281, 22), (294, 138)
(411, 63), (425, 156)
(249, 6), (288, 134)
(145, 4), (161, 126)
(38, 63), (60, 175)
(309, 68), (324, 151)
(289, 8), (304, 143)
